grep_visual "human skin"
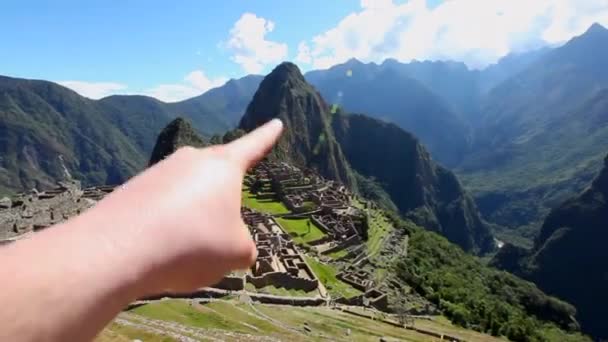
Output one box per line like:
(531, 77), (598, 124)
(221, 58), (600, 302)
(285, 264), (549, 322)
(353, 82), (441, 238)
(0, 119), (283, 342)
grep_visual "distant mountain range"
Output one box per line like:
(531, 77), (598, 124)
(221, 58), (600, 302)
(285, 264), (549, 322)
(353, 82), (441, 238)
(303, 23), (608, 247)
(0, 74), (260, 194)
(460, 23), (608, 242)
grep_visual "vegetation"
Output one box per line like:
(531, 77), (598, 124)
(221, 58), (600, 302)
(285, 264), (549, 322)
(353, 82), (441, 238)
(276, 217), (325, 244)
(396, 225), (590, 342)
(325, 248), (349, 259)
(122, 299), (505, 342)
(96, 322), (176, 342)
(241, 190), (290, 214)
(0, 74), (259, 194)
(491, 154), (608, 340)
(364, 208), (393, 256)
(305, 257), (362, 298)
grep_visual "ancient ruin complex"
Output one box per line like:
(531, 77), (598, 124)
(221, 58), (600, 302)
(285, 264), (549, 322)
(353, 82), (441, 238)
(0, 160), (390, 312)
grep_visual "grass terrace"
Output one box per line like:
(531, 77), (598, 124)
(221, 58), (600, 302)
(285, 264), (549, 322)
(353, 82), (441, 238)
(305, 257), (362, 299)
(326, 248), (349, 260)
(108, 299), (505, 342)
(241, 190), (290, 214)
(276, 217), (325, 244)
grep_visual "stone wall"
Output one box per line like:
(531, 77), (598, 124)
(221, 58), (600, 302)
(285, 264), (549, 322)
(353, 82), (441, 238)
(212, 275), (245, 291)
(321, 234), (361, 255)
(335, 289), (388, 311)
(310, 215), (331, 234)
(246, 272), (319, 292)
(251, 295), (325, 306)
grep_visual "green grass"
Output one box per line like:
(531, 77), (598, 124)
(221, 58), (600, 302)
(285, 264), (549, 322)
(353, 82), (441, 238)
(305, 257), (362, 298)
(97, 322), (176, 342)
(241, 190), (290, 214)
(363, 208), (393, 256)
(276, 217), (325, 244)
(122, 299), (505, 342)
(131, 300), (251, 333)
(326, 248), (349, 259)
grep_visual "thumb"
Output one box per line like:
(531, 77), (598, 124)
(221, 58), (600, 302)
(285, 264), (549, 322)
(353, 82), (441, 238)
(225, 119), (284, 172)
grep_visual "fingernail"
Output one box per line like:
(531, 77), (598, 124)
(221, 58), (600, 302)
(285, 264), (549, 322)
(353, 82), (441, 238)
(269, 118), (283, 129)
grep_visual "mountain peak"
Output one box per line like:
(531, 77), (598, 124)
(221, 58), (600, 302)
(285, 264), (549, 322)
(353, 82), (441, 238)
(586, 22), (607, 34)
(239, 62), (354, 186)
(573, 22), (608, 43)
(148, 117), (207, 166)
(268, 62), (304, 81)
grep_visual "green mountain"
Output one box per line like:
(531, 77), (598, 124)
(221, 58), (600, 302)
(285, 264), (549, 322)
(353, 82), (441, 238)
(239, 62), (355, 187)
(306, 58), (472, 167)
(172, 75), (262, 128)
(148, 118), (208, 166)
(332, 113), (494, 254)
(491, 153), (608, 339)
(0, 75), (259, 195)
(0, 75), (144, 193)
(458, 23), (608, 243)
(478, 47), (550, 95)
(399, 225), (586, 342)
(240, 62), (494, 254)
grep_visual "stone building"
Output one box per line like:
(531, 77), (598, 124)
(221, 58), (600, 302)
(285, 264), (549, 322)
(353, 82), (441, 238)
(0, 180), (115, 240)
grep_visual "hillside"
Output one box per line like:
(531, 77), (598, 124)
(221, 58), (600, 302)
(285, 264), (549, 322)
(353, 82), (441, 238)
(458, 23), (608, 242)
(0, 76), (144, 193)
(332, 113), (494, 254)
(492, 153), (608, 339)
(0, 75), (258, 194)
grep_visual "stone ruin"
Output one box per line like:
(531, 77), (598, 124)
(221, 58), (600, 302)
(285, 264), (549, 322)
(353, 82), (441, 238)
(212, 208), (320, 294)
(0, 180), (115, 241)
(337, 268), (374, 292)
(242, 161), (391, 307)
(248, 161), (369, 244)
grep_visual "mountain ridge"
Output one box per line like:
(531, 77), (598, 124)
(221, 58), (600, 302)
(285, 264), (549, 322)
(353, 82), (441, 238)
(0, 74), (260, 194)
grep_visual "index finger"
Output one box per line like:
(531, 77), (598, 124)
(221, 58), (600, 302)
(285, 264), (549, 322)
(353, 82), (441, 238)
(225, 118), (284, 172)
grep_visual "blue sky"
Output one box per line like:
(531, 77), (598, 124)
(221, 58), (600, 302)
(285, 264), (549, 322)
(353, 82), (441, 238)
(1, 0), (607, 101)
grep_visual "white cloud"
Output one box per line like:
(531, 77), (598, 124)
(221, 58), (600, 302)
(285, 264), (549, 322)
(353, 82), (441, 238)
(58, 81), (128, 99)
(295, 41), (312, 64)
(144, 70), (228, 102)
(297, 0), (608, 70)
(225, 13), (288, 74)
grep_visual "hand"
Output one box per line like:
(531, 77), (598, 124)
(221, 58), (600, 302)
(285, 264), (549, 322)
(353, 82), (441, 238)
(77, 119), (283, 294)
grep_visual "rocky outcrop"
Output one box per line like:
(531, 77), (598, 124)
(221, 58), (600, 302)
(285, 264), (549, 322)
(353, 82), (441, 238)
(148, 117), (208, 166)
(239, 62), (355, 187)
